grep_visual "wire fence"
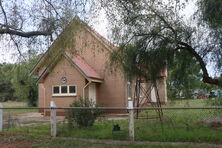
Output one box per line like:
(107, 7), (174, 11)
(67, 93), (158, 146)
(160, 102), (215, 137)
(1, 104), (222, 143)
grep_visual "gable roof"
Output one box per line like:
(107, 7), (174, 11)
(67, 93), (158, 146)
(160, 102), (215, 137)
(30, 18), (116, 75)
(64, 51), (103, 81)
(37, 51), (103, 83)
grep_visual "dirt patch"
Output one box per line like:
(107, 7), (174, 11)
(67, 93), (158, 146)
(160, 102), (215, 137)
(0, 133), (35, 148)
(3, 112), (127, 128)
(3, 112), (65, 127)
(0, 141), (32, 148)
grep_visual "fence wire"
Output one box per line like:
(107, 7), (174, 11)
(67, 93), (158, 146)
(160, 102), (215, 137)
(1, 107), (222, 143)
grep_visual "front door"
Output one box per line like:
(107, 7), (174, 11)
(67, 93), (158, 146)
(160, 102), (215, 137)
(89, 83), (96, 104)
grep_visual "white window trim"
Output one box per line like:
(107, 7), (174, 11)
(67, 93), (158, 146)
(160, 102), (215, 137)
(52, 85), (77, 97)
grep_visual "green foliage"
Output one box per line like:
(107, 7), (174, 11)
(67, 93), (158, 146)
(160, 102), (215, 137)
(103, 0), (222, 88)
(11, 57), (38, 106)
(167, 50), (204, 99)
(38, 18), (84, 70)
(0, 63), (15, 101)
(199, 0), (222, 29)
(67, 98), (104, 127)
(0, 51), (39, 106)
(111, 43), (171, 82)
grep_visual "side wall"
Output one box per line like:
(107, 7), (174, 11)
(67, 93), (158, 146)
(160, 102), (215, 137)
(74, 29), (127, 108)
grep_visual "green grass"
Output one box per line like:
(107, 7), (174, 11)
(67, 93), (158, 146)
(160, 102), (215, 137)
(58, 120), (129, 140)
(2, 99), (222, 144)
(165, 99), (208, 107)
(4, 124), (51, 135)
(5, 112), (222, 144)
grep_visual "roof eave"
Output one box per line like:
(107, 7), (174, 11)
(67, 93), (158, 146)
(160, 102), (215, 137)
(90, 78), (103, 83)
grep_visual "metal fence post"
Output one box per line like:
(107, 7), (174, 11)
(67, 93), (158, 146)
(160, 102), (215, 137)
(0, 103), (2, 131)
(50, 101), (56, 137)
(128, 101), (134, 141)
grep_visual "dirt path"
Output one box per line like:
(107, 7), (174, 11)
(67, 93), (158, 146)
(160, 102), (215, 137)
(1, 132), (222, 148)
(3, 112), (65, 127)
(3, 112), (128, 128)
(61, 137), (222, 148)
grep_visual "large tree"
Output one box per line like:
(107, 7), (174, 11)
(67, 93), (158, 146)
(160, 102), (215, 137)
(98, 0), (222, 87)
(1, 0), (222, 88)
(0, 0), (91, 57)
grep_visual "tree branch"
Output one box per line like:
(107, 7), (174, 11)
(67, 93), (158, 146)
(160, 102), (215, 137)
(0, 29), (51, 38)
(9, 35), (26, 60)
(177, 41), (221, 86)
(0, 0), (8, 29)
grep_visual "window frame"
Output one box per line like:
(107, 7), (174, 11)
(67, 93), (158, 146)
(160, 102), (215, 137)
(52, 85), (77, 96)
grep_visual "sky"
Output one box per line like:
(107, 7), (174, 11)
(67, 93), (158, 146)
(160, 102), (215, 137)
(0, 36), (20, 63)
(0, 1), (197, 64)
(0, 1), (217, 76)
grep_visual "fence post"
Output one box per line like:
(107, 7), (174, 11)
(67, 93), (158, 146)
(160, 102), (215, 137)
(128, 101), (134, 141)
(0, 103), (2, 131)
(50, 101), (56, 137)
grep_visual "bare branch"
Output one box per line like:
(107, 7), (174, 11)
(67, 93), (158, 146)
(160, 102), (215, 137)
(0, 0), (8, 28)
(9, 35), (26, 60)
(0, 29), (51, 38)
(43, 0), (61, 18)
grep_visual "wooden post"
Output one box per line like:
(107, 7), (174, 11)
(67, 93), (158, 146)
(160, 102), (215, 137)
(50, 101), (56, 137)
(128, 100), (134, 141)
(0, 103), (2, 131)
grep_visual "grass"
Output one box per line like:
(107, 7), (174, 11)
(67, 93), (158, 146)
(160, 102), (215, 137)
(2, 99), (222, 145)
(0, 101), (37, 114)
(0, 133), (214, 148)
(4, 109), (222, 144)
(164, 99), (208, 107)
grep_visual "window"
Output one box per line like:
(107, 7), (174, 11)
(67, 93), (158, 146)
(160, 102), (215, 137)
(53, 86), (60, 94)
(69, 86), (76, 94)
(52, 85), (77, 96)
(61, 86), (68, 94)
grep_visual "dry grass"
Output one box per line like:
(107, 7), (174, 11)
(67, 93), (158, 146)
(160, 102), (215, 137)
(0, 101), (28, 107)
(0, 101), (37, 114)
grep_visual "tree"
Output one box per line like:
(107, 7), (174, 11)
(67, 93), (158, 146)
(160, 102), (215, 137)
(0, 0), (90, 37)
(1, 0), (222, 88)
(199, 0), (222, 29)
(0, 0), (91, 57)
(99, 0), (222, 87)
(11, 55), (39, 106)
(0, 63), (15, 101)
(167, 50), (203, 99)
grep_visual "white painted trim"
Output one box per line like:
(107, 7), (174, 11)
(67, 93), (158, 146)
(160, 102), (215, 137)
(52, 94), (77, 97)
(52, 85), (77, 97)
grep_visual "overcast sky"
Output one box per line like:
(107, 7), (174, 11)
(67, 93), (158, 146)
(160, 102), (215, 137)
(0, 1), (196, 63)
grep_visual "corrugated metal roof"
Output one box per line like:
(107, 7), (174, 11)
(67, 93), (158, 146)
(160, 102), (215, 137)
(65, 51), (103, 80)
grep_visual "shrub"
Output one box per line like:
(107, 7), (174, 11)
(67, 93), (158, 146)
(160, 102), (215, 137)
(67, 98), (103, 127)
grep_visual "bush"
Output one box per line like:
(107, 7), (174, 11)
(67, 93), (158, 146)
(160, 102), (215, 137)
(67, 98), (104, 127)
